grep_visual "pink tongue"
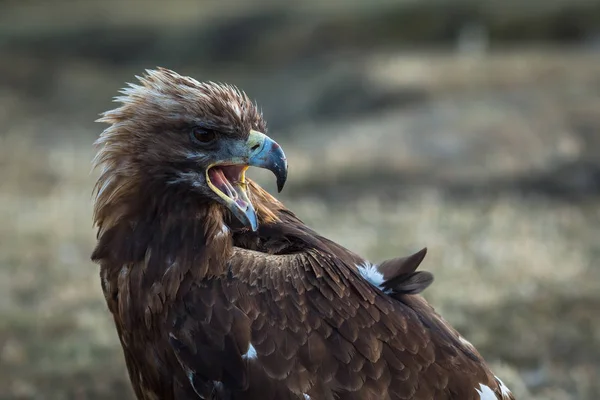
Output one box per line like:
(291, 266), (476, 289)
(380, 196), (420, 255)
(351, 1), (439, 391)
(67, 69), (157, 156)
(209, 168), (227, 187)
(209, 168), (237, 199)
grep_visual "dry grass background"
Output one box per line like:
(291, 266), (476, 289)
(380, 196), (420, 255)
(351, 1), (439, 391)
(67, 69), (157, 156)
(1, 1), (600, 399)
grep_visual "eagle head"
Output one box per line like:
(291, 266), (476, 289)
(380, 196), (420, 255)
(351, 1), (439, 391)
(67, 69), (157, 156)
(94, 68), (287, 231)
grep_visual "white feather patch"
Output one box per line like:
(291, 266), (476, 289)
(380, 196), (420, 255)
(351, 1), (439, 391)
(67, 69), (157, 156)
(476, 383), (498, 400)
(495, 376), (512, 399)
(243, 344), (257, 360)
(356, 262), (385, 288)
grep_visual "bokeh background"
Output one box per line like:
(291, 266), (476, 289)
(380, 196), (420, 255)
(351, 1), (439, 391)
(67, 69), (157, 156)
(2, 1), (600, 399)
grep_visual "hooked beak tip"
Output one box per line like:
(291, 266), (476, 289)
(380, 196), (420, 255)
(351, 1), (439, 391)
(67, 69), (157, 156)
(247, 130), (288, 193)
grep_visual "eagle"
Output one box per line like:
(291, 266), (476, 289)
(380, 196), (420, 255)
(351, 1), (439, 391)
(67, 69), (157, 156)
(91, 68), (515, 400)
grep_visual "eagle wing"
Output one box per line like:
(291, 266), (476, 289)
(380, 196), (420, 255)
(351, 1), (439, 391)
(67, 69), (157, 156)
(166, 182), (513, 399)
(167, 245), (507, 400)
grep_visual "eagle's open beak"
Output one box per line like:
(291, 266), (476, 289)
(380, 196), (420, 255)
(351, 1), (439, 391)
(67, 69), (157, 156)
(206, 130), (287, 231)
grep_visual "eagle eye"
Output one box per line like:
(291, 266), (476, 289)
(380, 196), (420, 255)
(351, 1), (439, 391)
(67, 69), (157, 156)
(191, 127), (217, 144)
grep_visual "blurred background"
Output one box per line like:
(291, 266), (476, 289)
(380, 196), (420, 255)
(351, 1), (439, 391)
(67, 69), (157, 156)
(1, 0), (600, 399)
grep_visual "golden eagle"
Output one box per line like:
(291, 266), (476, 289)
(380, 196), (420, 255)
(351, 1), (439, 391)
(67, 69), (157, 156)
(91, 68), (515, 400)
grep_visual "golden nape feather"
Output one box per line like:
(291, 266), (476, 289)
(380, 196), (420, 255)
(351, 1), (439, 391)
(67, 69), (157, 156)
(91, 68), (515, 400)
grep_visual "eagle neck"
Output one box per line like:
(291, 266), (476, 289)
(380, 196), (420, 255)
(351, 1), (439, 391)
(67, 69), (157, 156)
(93, 180), (233, 281)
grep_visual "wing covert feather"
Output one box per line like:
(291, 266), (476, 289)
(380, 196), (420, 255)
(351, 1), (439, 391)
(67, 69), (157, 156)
(166, 244), (509, 399)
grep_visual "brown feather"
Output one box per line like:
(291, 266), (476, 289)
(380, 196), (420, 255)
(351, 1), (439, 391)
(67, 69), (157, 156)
(379, 248), (434, 295)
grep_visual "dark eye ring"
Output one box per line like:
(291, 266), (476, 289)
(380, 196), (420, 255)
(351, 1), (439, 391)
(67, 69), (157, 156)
(190, 127), (217, 144)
